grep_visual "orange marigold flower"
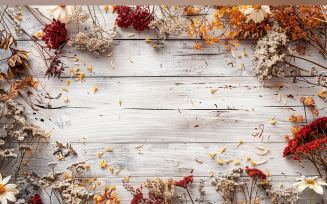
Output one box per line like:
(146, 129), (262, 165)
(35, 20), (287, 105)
(194, 44), (202, 50)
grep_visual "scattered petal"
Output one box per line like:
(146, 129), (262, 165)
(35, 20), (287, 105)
(124, 175), (131, 181)
(63, 96), (69, 103)
(129, 57), (133, 63)
(210, 153), (217, 158)
(115, 168), (124, 174)
(195, 158), (203, 163)
(209, 171), (213, 177)
(127, 33), (135, 37)
(145, 38), (153, 42)
(271, 116), (276, 124)
(225, 159), (233, 163)
(87, 66), (92, 72)
(107, 50), (114, 57)
(66, 80), (70, 86)
(218, 157), (223, 164)
(62, 88), (68, 92)
(237, 139), (243, 147)
(234, 160), (240, 165)
(134, 144), (143, 148)
(118, 100), (121, 107)
(211, 89), (218, 93)
(93, 86), (97, 94)
(109, 166), (113, 173)
(272, 84), (283, 88)
(221, 147), (226, 153)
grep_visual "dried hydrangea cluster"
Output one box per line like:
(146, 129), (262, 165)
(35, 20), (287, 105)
(251, 23), (295, 84)
(284, 117), (327, 177)
(68, 26), (119, 54)
(69, 6), (90, 24)
(0, 99), (47, 182)
(39, 162), (93, 204)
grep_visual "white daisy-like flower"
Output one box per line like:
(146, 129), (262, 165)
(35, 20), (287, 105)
(47, 5), (74, 24)
(293, 176), (327, 195)
(241, 5), (271, 23)
(0, 174), (19, 204)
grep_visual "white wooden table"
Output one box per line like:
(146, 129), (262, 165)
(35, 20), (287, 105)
(2, 5), (327, 204)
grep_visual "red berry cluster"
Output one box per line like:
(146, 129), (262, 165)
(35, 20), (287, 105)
(174, 175), (193, 189)
(42, 18), (67, 49)
(114, 5), (151, 31)
(28, 194), (43, 204)
(245, 166), (266, 180)
(283, 117), (327, 162)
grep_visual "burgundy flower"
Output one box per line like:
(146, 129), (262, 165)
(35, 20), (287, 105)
(28, 194), (43, 204)
(114, 5), (151, 31)
(42, 18), (67, 49)
(174, 175), (193, 189)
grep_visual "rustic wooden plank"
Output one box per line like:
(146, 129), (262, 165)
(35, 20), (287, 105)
(1, 40), (325, 78)
(2, 76), (325, 145)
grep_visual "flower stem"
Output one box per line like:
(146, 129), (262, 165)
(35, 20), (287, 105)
(310, 188), (312, 204)
(186, 187), (194, 204)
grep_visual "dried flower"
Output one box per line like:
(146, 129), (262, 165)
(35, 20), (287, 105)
(47, 6), (74, 24)
(241, 6), (271, 23)
(42, 19), (67, 49)
(294, 176), (327, 195)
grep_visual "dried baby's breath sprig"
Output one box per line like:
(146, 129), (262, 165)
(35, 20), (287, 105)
(39, 161), (94, 204)
(0, 100), (48, 183)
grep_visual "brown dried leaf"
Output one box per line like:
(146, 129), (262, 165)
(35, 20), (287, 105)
(16, 52), (29, 60)
(8, 80), (26, 99)
(0, 72), (8, 82)
(0, 94), (9, 101)
(7, 67), (13, 80)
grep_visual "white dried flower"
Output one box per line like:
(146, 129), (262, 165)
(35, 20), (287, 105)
(69, 6), (90, 23)
(47, 5), (74, 24)
(252, 23), (295, 84)
(241, 6), (271, 23)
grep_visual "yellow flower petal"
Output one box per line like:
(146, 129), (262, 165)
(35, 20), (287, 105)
(93, 86), (98, 94)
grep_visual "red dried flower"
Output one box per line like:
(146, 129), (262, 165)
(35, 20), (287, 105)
(283, 117), (327, 163)
(114, 5), (151, 31)
(174, 175), (193, 189)
(42, 18), (67, 49)
(245, 166), (266, 180)
(28, 194), (43, 204)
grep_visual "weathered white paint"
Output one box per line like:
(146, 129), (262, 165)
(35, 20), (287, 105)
(1, 5), (327, 204)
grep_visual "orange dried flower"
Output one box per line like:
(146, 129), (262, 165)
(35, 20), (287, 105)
(291, 126), (300, 136)
(289, 115), (297, 122)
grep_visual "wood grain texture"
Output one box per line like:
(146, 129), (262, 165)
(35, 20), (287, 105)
(1, 5), (327, 204)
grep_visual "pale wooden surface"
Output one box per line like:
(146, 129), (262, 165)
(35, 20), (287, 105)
(2, 5), (327, 204)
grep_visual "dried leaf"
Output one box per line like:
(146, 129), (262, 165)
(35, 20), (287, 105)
(8, 80), (26, 99)
(272, 84), (283, 87)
